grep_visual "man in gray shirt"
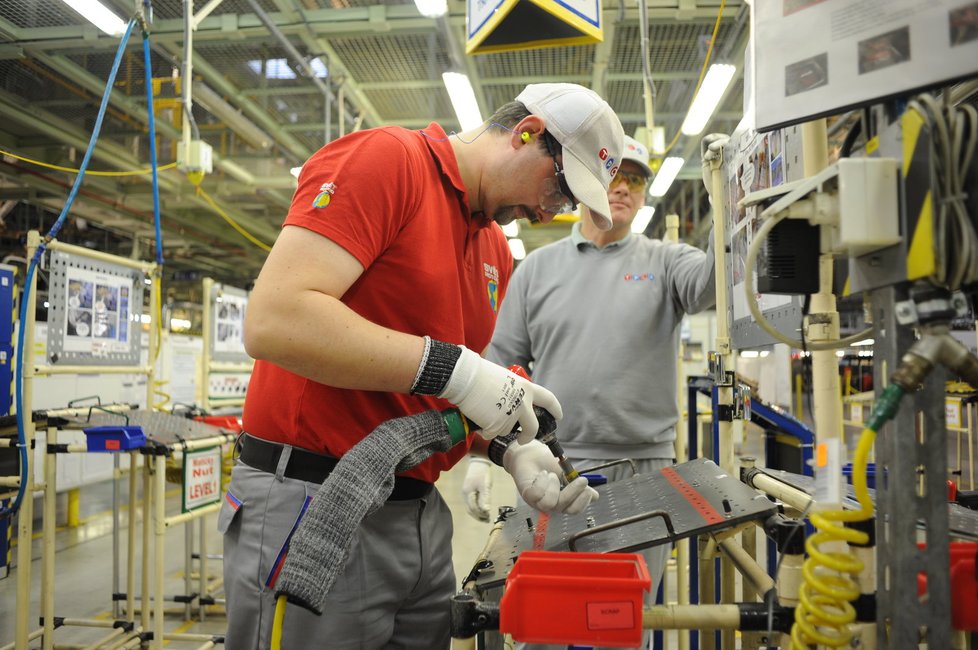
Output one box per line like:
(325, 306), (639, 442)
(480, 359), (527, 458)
(467, 134), (716, 649)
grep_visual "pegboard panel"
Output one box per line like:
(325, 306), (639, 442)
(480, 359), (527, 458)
(46, 251), (145, 366)
(208, 282), (250, 364)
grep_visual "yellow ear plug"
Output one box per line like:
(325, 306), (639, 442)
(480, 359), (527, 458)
(521, 132), (531, 143)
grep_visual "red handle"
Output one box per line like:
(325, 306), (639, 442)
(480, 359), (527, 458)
(509, 365), (531, 381)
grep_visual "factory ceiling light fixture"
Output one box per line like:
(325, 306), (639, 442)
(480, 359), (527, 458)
(414, 0), (447, 18)
(681, 63), (737, 136)
(631, 205), (655, 233)
(60, 0), (126, 35)
(442, 72), (484, 131)
(648, 157), (685, 198)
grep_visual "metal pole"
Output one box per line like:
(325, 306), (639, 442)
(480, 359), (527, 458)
(128, 452), (138, 623)
(41, 427), (57, 650)
(15, 230), (41, 650)
(154, 454), (167, 649)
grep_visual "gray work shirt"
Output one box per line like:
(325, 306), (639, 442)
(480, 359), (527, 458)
(488, 223), (716, 460)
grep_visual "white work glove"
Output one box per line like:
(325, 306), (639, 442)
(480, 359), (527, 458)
(462, 456), (493, 522)
(502, 440), (598, 515)
(439, 346), (562, 442)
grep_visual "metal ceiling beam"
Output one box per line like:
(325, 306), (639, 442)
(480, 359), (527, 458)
(0, 5), (733, 56)
(24, 50), (282, 189)
(386, 111), (740, 129)
(0, 15), (21, 41)
(264, 0), (383, 132)
(158, 42), (313, 162)
(0, 165), (263, 278)
(0, 89), (281, 248)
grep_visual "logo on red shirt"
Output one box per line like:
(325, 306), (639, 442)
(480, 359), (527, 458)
(312, 182), (337, 208)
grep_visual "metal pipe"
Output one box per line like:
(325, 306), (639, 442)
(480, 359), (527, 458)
(15, 230), (41, 650)
(141, 460), (151, 636)
(0, 628), (44, 650)
(154, 454), (167, 649)
(185, 521), (194, 621)
(246, 0), (333, 143)
(128, 451), (139, 624)
(199, 511), (208, 622)
(165, 502), (221, 527)
(201, 277), (213, 410)
(42, 426), (57, 650)
(717, 537), (775, 599)
(46, 240), (157, 272)
(36, 365), (153, 376)
(112, 454), (121, 619)
(698, 535), (716, 650)
(643, 604), (741, 629)
(79, 627), (127, 650)
(745, 471), (813, 513)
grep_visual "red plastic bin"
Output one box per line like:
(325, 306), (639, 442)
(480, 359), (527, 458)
(500, 551), (650, 648)
(193, 415), (243, 433)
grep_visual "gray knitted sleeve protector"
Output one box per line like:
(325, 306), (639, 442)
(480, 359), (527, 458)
(274, 409), (456, 615)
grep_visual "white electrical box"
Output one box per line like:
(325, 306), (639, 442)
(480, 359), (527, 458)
(837, 158), (900, 255)
(177, 139), (214, 174)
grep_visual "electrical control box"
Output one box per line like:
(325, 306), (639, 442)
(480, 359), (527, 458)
(836, 158), (901, 255)
(177, 139), (213, 174)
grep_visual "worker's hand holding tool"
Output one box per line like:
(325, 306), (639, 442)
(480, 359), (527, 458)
(502, 440), (598, 514)
(462, 456), (493, 521)
(439, 346), (562, 442)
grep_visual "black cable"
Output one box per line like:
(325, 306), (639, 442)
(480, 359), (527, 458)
(839, 116), (863, 159)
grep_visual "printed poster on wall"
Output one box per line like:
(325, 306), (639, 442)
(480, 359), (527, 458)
(753, 0), (978, 130)
(64, 267), (133, 355)
(213, 293), (247, 354)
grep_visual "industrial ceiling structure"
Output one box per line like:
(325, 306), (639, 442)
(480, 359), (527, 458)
(0, 0), (746, 294)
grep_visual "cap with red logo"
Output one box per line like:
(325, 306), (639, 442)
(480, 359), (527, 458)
(517, 83), (625, 230)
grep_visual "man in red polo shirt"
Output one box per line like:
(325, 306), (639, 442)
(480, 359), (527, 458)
(220, 83), (623, 648)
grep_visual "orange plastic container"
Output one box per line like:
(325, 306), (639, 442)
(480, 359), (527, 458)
(500, 551), (650, 648)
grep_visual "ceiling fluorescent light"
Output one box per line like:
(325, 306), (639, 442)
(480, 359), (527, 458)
(648, 157), (684, 198)
(442, 72), (484, 131)
(501, 221), (520, 238)
(414, 0), (447, 18)
(61, 0), (126, 35)
(681, 63), (736, 136)
(631, 206), (655, 233)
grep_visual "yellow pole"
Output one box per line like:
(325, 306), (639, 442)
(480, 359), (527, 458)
(67, 488), (81, 528)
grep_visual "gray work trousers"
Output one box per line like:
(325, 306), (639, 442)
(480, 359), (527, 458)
(220, 459), (455, 649)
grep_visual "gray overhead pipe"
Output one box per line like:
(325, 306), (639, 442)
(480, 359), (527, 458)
(245, 0), (334, 143)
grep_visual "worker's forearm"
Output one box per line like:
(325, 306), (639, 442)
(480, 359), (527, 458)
(244, 289), (426, 393)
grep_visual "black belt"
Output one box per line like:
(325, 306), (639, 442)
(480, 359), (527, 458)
(238, 433), (432, 501)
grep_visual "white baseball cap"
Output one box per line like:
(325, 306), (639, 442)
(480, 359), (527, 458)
(622, 134), (654, 178)
(517, 83), (624, 231)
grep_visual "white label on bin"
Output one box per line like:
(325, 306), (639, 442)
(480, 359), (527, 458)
(586, 601), (633, 629)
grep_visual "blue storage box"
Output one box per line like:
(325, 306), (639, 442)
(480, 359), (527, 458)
(842, 462), (876, 489)
(84, 426), (146, 452)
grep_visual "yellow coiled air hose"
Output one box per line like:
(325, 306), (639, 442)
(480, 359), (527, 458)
(790, 384), (904, 648)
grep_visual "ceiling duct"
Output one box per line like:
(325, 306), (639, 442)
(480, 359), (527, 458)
(193, 82), (275, 151)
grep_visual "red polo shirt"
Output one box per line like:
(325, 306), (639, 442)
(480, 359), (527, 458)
(243, 123), (512, 482)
